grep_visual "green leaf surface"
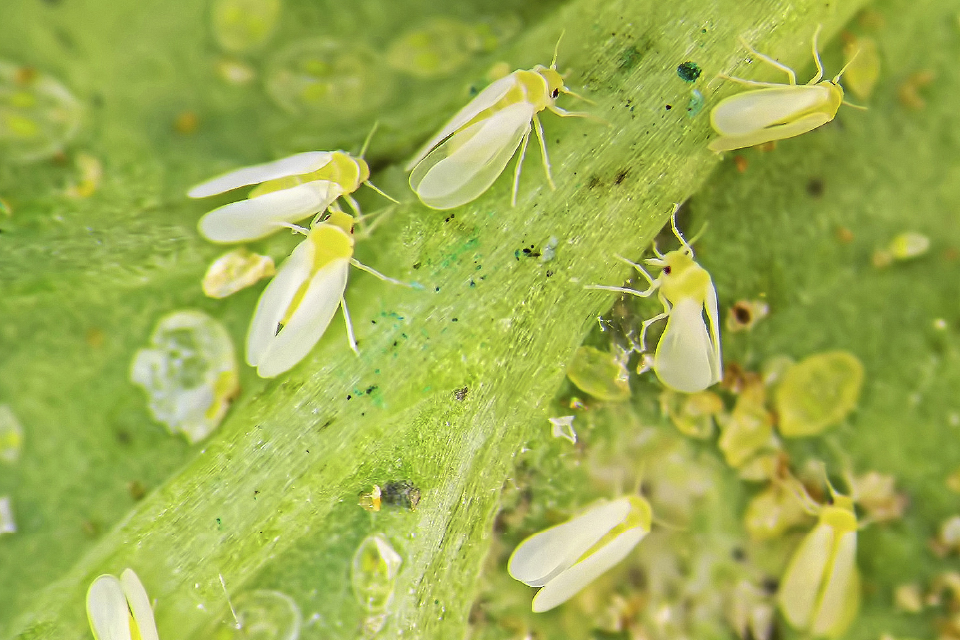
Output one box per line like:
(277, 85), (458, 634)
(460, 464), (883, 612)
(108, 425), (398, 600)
(3, 0), (956, 638)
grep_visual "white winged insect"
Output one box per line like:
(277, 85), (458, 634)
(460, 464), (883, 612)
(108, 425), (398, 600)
(188, 128), (395, 243)
(405, 36), (589, 210)
(777, 473), (861, 638)
(587, 204), (722, 393)
(508, 496), (652, 612)
(246, 211), (407, 378)
(708, 25), (863, 153)
(86, 568), (160, 640)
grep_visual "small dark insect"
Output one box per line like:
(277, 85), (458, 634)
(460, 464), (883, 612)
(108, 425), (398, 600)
(382, 480), (422, 511)
(677, 61), (702, 82)
(454, 386), (469, 401)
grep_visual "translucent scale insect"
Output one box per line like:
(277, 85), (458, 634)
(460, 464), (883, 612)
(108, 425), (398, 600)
(508, 496), (652, 612)
(246, 211), (406, 378)
(405, 35), (589, 210)
(188, 128), (395, 243)
(86, 568), (160, 640)
(588, 205), (722, 393)
(777, 473), (861, 638)
(708, 25), (863, 153)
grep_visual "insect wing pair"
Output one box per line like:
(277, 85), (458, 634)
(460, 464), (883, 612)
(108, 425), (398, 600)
(778, 492), (860, 637)
(508, 496), (651, 612)
(709, 26), (858, 153)
(189, 151), (365, 243)
(407, 52), (582, 210)
(87, 569), (160, 640)
(246, 213), (356, 379)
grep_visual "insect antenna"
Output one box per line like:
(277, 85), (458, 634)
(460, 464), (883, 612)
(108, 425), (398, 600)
(809, 24), (825, 84)
(551, 29), (566, 69)
(358, 121), (379, 158)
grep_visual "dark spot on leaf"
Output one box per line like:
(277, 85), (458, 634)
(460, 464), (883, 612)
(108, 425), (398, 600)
(806, 178), (825, 198)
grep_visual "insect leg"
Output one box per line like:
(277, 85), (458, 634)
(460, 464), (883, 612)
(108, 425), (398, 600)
(809, 24), (825, 84)
(716, 73), (792, 89)
(532, 114), (556, 191)
(637, 311), (669, 353)
(737, 36), (797, 85)
(511, 128), (531, 207)
(350, 258), (413, 287)
(584, 284), (657, 298)
(613, 254), (657, 288)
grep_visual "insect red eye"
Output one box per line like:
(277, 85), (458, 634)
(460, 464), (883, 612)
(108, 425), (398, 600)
(551, 88), (559, 98)
(663, 266), (672, 274)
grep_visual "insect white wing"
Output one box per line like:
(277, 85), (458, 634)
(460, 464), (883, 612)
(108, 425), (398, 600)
(778, 524), (834, 628)
(811, 531), (858, 636)
(198, 180), (344, 243)
(188, 151), (334, 198)
(410, 101), (535, 210)
(508, 498), (631, 587)
(531, 526), (647, 612)
(120, 569), (159, 640)
(711, 86), (832, 135)
(254, 258), (351, 378)
(246, 239), (315, 369)
(704, 279), (723, 382)
(654, 297), (720, 393)
(87, 576), (132, 640)
(405, 73), (521, 170)
(708, 112), (834, 153)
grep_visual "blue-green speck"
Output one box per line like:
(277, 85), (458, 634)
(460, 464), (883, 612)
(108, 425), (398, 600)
(687, 89), (704, 117)
(677, 61), (702, 82)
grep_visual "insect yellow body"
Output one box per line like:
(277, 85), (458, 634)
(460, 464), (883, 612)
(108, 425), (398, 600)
(406, 38), (587, 209)
(708, 26), (860, 153)
(588, 205), (722, 393)
(777, 483), (860, 637)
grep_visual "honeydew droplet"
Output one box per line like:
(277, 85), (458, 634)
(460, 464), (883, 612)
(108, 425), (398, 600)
(351, 533), (403, 613)
(130, 311), (239, 443)
(211, 0), (281, 53)
(265, 38), (393, 119)
(0, 60), (81, 163)
(775, 351), (864, 438)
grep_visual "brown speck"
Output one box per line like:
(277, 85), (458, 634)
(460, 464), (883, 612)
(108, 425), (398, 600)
(454, 386), (469, 401)
(614, 169), (629, 185)
(14, 66), (37, 85)
(757, 141), (777, 152)
(806, 178), (825, 197)
(898, 70), (935, 110)
(174, 111), (199, 134)
(733, 155), (748, 173)
(836, 227), (854, 243)
(86, 328), (105, 348)
(128, 480), (147, 501)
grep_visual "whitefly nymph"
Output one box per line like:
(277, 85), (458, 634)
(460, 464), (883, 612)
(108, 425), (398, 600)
(508, 496), (651, 612)
(588, 204), (722, 393)
(708, 25), (863, 153)
(86, 568), (160, 640)
(405, 36), (590, 210)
